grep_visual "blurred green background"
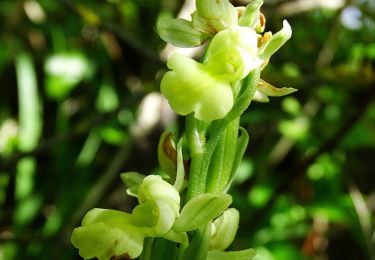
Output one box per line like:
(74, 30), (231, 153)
(0, 0), (374, 259)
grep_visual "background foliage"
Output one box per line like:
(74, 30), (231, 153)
(0, 0), (374, 259)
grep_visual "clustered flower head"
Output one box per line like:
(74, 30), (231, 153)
(158, 0), (295, 122)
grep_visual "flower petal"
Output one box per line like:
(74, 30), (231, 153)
(205, 26), (261, 81)
(258, 20), (292, 61)
(71, 208), (144, 260)
(161, 54), (233, 122)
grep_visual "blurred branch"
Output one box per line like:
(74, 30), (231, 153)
(267, 0), (346, 17)
(316, 10), (343, 68)
(62, 139), (134, 240)
(59, 0), (162, 64)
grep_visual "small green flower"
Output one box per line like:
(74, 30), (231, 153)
(71, 208), (144, 260)
(71, 175), (185, 260)
(161, 26), (261, 122)
(161, 53), (234, 122)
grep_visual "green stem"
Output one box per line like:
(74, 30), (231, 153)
(184, 69), (261, 260)
(140, 238), (154, 260)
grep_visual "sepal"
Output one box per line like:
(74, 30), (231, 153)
(256, 79), (297, 97)
(120, 172), (146, 198)
(157, 17), (209, 47)
(196, 0), (238, 32)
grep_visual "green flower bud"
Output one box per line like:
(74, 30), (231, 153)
(137, 175), (180, 207)
(157, 132), (177, 182)
(136, 175), (180, 234)
(209, 208), (239, 251)
(196, 0), (237, 32)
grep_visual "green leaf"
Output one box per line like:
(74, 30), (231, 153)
(173, 194), (232, 232)
(206, 249), (257, 260)
(209, 208), (239, 250)
(162, 229), (188, 245)
(157, 17), (209, 47)
(182, 224), (211, 260)
(71, 208), (144, 260)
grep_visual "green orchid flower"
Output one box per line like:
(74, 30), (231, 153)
(161, 19), (292, 122)
(160, 53), (234, 122)
(71, 175), (186, 260)
(161, 26), (260, 122)
(71, 208), (144, 260)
